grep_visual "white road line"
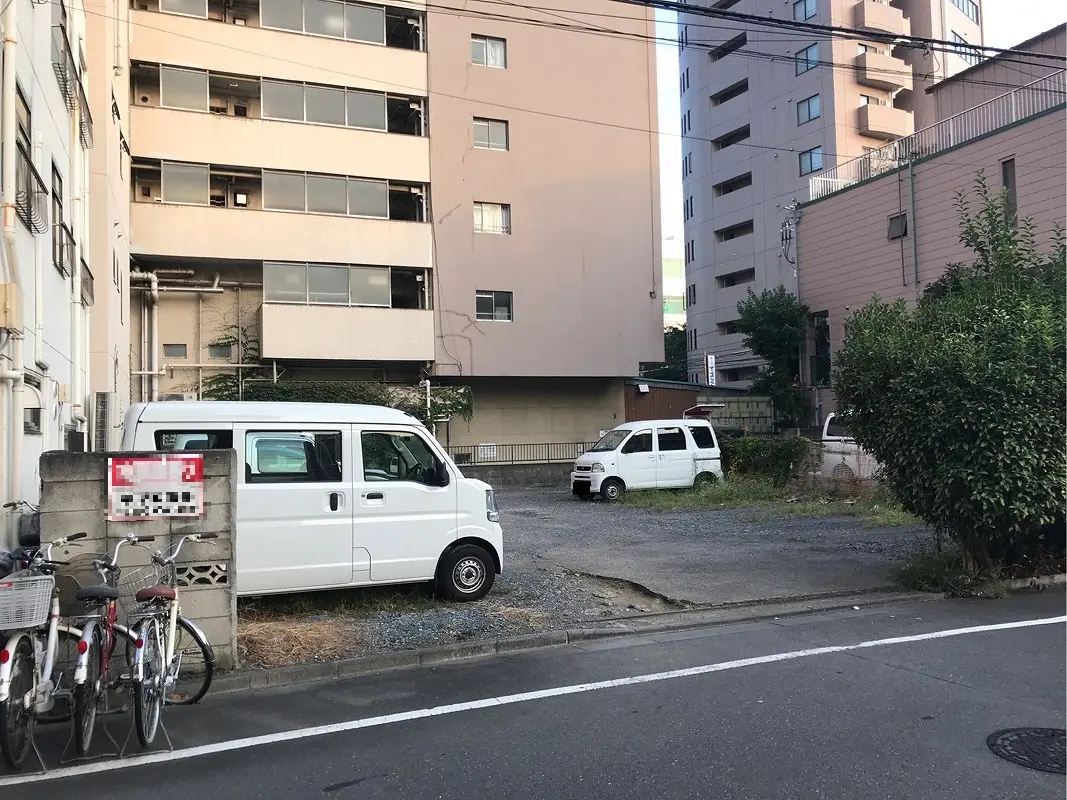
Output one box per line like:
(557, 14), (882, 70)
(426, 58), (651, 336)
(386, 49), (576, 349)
(2, 614), (1062, 786)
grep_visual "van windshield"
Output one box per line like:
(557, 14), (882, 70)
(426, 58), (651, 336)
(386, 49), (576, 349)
(590, 430), (629, 452)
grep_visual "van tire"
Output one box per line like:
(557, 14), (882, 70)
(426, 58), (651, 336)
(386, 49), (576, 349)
(694, 472), (719, 488)
(600, 478), (625, 502)
(436, 544), (495, 602)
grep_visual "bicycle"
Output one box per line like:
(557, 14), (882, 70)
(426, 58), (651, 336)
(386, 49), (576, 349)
(0, 532), (88, 770)
(125, 533), (218, 747)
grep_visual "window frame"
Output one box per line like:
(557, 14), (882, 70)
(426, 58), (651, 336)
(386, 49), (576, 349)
(795, 43), (819, 76)
(245, 430), (344, 484)
(887, 211), (908, 240)
(798, 145), (824, 176)
(473, 117), (509, 151)
(655, 427), (689, 452)
(473, 201), (512, 234)
(475, 289), (513, 322)
(796, 93), (820, 125)
(471, 34), (507, 68)
(159, 66), (209, 112)
(792, 0), (816, 21)
(621, 430), (653, 455)
(359, 429), (447, 486)
(686, 424), (718, 450)
(162, 343), (188, 359)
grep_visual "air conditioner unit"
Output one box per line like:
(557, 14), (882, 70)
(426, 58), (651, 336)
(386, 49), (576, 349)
(92, 391), (118, 452)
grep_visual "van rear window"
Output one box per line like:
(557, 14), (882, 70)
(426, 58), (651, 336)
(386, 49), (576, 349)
(154, 430), (234, 451)
(687, 425), (716, 449)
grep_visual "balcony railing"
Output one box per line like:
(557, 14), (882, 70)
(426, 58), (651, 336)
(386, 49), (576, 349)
(15, 146), (49, 235)
(80, 260), (94, 306)
(810, 71), (1067, 200)
(78, 80), (94, 149)
(53, 222), (75, 277)
(51, 24), (79, 112)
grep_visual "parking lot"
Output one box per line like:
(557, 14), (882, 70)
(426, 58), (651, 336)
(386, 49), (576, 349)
(497, 488), (931, 605)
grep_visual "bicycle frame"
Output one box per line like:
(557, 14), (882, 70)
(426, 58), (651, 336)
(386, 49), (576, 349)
(71, 536), (140, 684)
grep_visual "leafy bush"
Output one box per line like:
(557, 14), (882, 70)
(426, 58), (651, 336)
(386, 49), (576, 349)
(834, 176), (1066, 572)
(721, 435), (811, 485)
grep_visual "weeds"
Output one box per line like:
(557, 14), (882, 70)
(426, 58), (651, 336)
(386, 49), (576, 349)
(239, 583), (441, 622)
(892, 547), (1005, 598)
(620, 477), (921, 527)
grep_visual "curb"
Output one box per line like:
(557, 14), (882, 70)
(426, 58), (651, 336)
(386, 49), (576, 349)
(212, 589), (932, 696)
(1003, 572), (1067, 590)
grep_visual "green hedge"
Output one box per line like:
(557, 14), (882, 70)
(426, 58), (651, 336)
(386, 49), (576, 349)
(721, 435), (811, 486)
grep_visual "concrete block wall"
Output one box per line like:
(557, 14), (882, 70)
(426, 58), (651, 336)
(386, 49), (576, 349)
(38, 450), (239, 670)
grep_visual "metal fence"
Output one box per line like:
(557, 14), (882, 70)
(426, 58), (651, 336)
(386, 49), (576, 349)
(447, 441), (598, 466)
(809, 70), (1067, 200)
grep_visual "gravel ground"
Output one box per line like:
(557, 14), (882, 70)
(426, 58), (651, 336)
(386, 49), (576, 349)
(238, 488), (932, 666)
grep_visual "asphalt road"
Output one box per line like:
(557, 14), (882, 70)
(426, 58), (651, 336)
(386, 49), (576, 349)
(497, 488), (930, 604)
(11, 590), (1065, 799)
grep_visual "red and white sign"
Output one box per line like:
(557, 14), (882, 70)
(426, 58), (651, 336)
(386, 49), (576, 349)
(108, 455), (205, 521)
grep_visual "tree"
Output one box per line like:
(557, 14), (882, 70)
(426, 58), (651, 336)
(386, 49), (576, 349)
(641, 325), (688, 382)
(735, 286), (810, 428)
(834, 176), (1066, 572)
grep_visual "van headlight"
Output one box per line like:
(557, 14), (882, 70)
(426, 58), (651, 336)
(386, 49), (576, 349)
(486, 489), (500, 523)
(591, 463), (605, 472)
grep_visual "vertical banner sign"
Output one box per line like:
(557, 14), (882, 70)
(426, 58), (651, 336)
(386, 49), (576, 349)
(108, 455), (205, 521)
(705, 353), (717, 386)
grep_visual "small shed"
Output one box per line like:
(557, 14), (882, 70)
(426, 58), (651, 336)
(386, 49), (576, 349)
(624, 378), (700, 422)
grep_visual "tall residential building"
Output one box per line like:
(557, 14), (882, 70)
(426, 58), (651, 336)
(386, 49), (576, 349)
(0, 0), (111, 519)
(125, 0), (662, 445)
(678, 0), (983, 387)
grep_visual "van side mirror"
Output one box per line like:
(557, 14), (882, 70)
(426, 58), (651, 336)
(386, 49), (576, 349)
(436, 462), (450, 487)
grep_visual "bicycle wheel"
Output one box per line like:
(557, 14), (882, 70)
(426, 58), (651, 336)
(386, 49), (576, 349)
(0, 638), (34, 770)
(72, 625), (103, 756)
(167, 616), (215, 706)
(133, 618), (164, 748)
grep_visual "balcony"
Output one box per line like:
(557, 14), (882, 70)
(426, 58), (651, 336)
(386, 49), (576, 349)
(130, 7), (427, 97)
(858, 104), (914, 140)
(52, 222), (75, 277)
(80, 260), (94, 307)
(260, 304), (435, 362)
(15, 146), (49, 235)
(853, 0), (910, 37)
(855, 51), (913, 92)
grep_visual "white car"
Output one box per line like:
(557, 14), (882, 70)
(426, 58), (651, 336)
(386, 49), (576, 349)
(571, 419), (724, 501)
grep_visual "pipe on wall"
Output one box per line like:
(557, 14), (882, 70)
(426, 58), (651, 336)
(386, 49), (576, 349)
(908, 157), (920, 294)
(69, 65), (87, 433)
(131, 271), (160, 400)
(32, 133), (47, 372)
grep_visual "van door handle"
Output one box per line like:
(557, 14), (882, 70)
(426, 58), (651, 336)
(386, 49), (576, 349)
(329, 492), (341, 511)
(364, 491), (384, 501)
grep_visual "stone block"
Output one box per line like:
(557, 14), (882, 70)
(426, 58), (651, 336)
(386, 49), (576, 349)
(180, 588), (234, 621)
(201, 476), (234, 505)
(40, 480), (107, 513)
(170, 503), (232, 536)
(106, 518), (172, 545)
(38, 510), (106, 544)
(39, 451), (111, 483)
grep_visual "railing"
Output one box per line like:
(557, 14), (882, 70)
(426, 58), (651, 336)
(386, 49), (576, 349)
(15, 145), (49, 235)
(78, 80), (94, 150)
(53, 222), (75, 277)
(809, 70), (1067, 200)
(80, 260), (94, 306)
(51, 24), (79, 112)
(448, 442), (597, 466)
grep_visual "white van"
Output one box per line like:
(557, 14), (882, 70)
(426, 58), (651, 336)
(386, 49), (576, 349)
(819, 412), (880, 482)
(119, 402), (503, 601)
(571, 419), (723, 501)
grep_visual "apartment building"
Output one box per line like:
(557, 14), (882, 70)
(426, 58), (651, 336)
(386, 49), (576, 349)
(795, 27), (1066, 421)
(678, 0), (982, 387)
(0, 0), (102, 518)
(125, 0), (662, 446)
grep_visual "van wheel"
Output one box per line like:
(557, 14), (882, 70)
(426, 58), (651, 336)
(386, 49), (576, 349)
(436, 545), (495, 602)
(694, 472), (719, 488)
(600, 478), (625, 502)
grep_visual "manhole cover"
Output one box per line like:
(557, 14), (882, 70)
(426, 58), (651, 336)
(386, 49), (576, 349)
(987, 728), (1066, 774)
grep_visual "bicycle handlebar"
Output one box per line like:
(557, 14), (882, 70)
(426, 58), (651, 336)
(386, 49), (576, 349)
(156, 533), (219, 565)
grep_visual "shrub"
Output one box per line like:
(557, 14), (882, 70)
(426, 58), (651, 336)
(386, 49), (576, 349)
(721, 435), (811, 485)
(834, 176), (1066, 573)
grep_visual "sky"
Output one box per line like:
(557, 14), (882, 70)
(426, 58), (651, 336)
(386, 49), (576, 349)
(655, 3), (1066, 260)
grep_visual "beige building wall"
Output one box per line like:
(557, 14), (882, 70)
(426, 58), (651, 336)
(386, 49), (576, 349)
(426, 0), (664, 378)
(795, 106), (1066, 413)
(86, 0), (132, 447)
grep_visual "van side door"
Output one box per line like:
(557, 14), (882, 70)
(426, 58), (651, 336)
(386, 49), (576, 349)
(234, 424), (354, 594)
(654, 426), (693, 487)
(617, 429), (656, 489)
(353, 425), (458, 583)
(686, 423), (723, 479)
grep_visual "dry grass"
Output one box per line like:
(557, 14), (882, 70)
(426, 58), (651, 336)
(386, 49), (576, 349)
(238, 618), (358, 667)
(492, 606), (549, 627)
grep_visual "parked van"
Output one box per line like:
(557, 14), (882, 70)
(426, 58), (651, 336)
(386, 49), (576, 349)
(119, 402), (503, 601)
(571, 419), (723, 501)
(819, 412), (880, 481)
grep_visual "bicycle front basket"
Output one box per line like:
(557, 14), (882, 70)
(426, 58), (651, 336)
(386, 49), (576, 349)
(54, 554), (114, 618)
(0, 573), (55, 630)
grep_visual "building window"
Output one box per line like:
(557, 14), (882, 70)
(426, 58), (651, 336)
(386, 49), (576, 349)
(262, 262), (429, 309)
(715, 220), (754, 242)
(254, 169), (425, 221)
(859, 94), (885, 107)
(717, 320), (739, 336)
(51, 164), (70, 275)
(795, 44), (819, 75)
(161, 161), (209, 204)
(711, 125), (750, 152)
(797, 94), (820, 124)
(471, 35), (507, 67)
(713, 172), (752, 196)
(473, 202), (511, 234)
(160, 0), (206, 17)
(686, 283), (696, 307)
(711, 79), (748, 107)
(722, 366), (760, 383)
(793, 0), (816, 21)
(951, 32), (981, 66)
(709, 32), (745, 62)
(950, 0), (979, 23)
(1001, 158), (1017, 226)
(717, 269), (755, 288)
(208, 344), (233, 360)
(473, 117), (509, 150)
(685, 240), (695, 264)
(162, 344), (188, 359)
(687, 328), (697, 350)
(256, 0), (423, 51)
(160, 66), (208, 111)
(476, 290), (513, 321)
(887, 212), (908, 240)
(16, 85), (31, 152)
(23, 375), (42, 435)
(799, 145), (824, 176)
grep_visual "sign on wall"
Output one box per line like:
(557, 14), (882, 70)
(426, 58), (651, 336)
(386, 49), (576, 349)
(705, 353), (717, 386)
(108, 455), (205, 521)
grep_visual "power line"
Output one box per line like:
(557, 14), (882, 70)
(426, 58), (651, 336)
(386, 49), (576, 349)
(81, 3), (1065, 174)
